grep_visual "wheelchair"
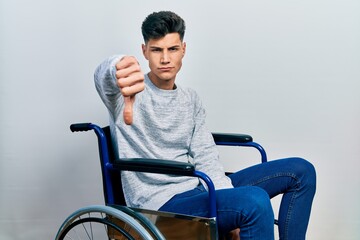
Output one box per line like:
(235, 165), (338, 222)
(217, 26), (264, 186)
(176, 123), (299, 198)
(55, 123), (268, 240)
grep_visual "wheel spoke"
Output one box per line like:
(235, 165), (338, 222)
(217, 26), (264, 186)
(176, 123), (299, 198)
(79, 215), (92, 240)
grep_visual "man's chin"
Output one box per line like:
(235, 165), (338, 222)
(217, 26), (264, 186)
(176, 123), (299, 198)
(157, 73), (175, 81)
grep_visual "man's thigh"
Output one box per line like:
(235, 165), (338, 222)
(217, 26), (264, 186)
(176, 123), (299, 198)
(228, 157), (304, 198)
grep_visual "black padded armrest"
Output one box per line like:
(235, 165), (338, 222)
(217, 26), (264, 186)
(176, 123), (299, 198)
(112, 158), (195, 176)
(212, 133), (253, 144)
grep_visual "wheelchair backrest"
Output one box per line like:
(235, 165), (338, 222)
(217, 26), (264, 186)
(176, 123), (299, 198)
(102, 126), (127, 206)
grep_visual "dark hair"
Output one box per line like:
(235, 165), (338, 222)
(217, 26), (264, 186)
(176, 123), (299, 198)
(141, 11), (186, 43)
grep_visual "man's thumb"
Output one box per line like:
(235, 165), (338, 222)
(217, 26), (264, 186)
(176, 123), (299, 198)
(123, 96), (134, 125)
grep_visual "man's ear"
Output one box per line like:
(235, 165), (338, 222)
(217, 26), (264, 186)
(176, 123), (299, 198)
(142, 44), (149, 60)
(182, 42), (186, 56)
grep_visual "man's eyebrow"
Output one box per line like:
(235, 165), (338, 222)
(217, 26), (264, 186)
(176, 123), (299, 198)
(169, 45), (180, 49)
(149, 45), (181, 49)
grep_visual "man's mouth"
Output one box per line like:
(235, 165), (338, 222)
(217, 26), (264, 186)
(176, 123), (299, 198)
(159, 67), (173, 71)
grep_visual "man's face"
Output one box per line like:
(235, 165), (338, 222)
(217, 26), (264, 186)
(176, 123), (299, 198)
(142, 33), (186, 90)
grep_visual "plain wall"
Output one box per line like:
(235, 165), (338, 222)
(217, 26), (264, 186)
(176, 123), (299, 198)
(1, 0), (359, 239)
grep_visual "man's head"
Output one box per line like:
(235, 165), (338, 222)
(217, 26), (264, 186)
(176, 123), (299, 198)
(141, 11), (186, 44)
(141, 11), (186, 90)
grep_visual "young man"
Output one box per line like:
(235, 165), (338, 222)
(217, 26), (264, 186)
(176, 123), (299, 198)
(95, 11), (316, 240)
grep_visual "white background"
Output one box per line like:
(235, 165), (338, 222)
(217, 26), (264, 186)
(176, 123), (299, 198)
(1, 0), (359, 239)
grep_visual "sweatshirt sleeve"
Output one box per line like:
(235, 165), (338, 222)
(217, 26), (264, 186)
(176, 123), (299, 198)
(188, 93), (234, 190)
(94, 55), (124, 115)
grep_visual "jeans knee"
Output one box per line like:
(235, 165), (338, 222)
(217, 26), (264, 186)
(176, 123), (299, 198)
(217, 187), (274, 236)
(246, 187), (274, 222)
(291, 157), (317, 191)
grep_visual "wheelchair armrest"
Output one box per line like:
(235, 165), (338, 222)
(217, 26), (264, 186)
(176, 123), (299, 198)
(212, 132), (267, 163)
(70, 123), (93, 132)
(111, 158), (217, 218)
(212, 133), (253, 144)
(111, 158), (195, 176)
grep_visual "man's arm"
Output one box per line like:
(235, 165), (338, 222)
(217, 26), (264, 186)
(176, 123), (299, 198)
(189, 94), (234, 190)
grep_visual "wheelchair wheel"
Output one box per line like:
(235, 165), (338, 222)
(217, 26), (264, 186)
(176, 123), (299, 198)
(55, 205), (165, 240)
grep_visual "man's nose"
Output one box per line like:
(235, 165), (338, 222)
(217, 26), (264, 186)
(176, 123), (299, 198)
(161, 51), (170, 63)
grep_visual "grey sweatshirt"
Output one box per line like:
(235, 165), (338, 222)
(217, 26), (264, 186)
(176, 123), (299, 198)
(94, 55), (233, 210)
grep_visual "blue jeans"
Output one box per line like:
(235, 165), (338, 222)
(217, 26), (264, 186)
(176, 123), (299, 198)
(159, 157), (316, 240)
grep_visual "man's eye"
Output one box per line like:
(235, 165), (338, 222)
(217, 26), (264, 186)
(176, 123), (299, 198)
(151, 49), (161, 52)
(169, 48), (178, 51)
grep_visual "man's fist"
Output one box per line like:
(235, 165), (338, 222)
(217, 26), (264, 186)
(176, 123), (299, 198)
(115, 56), (145, 125)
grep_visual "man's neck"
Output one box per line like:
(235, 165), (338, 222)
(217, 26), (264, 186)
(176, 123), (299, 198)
(148, 72), (176, 90)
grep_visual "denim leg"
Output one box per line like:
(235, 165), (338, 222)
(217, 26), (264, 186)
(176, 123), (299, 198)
(229, 157), (316, 240)
(216, 186), (274, 240)
(159, 185), (274, 240)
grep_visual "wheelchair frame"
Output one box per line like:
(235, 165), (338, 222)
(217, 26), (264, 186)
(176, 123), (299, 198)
(55, 123), (267, 240)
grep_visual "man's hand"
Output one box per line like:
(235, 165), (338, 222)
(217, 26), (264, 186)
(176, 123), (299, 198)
(228, 228), (240, 240)
(115, 56), (145, 125)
